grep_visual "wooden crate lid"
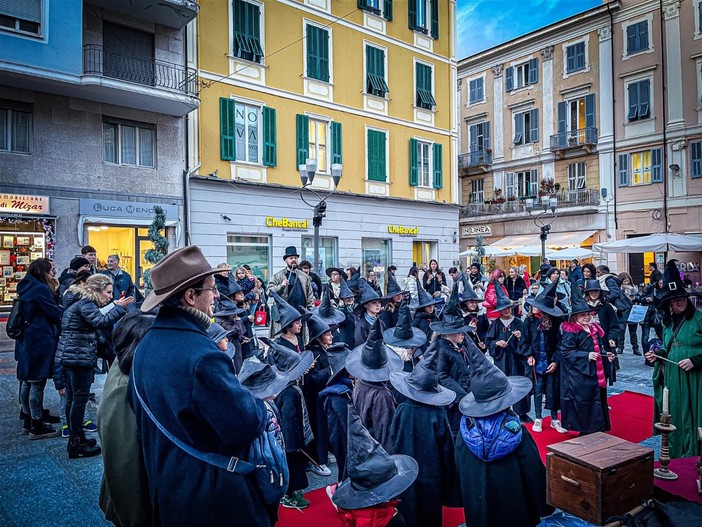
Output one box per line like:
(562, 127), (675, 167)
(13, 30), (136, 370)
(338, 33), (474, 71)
(546, 433), (653, 470)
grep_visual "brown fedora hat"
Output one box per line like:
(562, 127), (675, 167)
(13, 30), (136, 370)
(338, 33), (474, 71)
(141, 246), (228, 312)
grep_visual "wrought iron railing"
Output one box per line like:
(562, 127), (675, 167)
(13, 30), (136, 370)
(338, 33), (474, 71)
(83, 45), (198, 96)
(550, 127), (597, 150)
(458, 149), (493, 169)
(460, 188), (601, 218)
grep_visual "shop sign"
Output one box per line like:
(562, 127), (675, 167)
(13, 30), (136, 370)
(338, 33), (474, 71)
(0, 194), (50, 215)
(265, 216), (309, 231)
(387, 225), (419, 237)
(79, 199), (179, 220)
(462, 225), (492, 237)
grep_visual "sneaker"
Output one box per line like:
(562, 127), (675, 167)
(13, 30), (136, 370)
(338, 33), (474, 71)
(550, 419), (568, 434)
(308, 463), (332, 477)
(42, 409), (61, 424)
(29, 420), (61, 440)
(293, 491), (310, 508)
(83, 420), (98, 433)
(61, 425), (70, 438)
(280, 492), (309, 510)
(532, 419), (542, 433)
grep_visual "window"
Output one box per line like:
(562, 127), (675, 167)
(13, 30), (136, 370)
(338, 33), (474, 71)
(103, 120), (155, 167)
(506, 170), (538, 198)
(227, 235), (270, 281)
(308, 118), (329, 173)
(469, 78), (484, 104)
(513, 109), (539, 145)
(302, 236), (337, 275)
(306, 24), (330, 82)
(471, 178), (484, 203)
(367, 129), (387, 182)
(505, 58), (538, 92)
(626, 20), (649, 55)
(469, 122), (490, 152)
(362, 238), (392, 293)
(0, 0), (41, 36)
(627, 79), (651, 121)
(417, 141), (431, 187)
(618, 149), (662, 187)
(409, 0), (438, 38)
(103, 23), (155, 87)
(232, 0), (263, 63)
(692, 140), (702, 179)
(566, 42), (586, 73)
(0, 103), (31, 154)
(505, 172), (517, 199)
(568, 162), (586, 191)
(358, 0), (392, 20)
(366, 45), (389, 98)
(220, 98), (277, 166)
(409, 138), (442, 188)
(296, 114), (339, 168)
(415, 62), (436, 110)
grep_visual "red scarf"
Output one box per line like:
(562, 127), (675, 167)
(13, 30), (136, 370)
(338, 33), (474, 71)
(588, 325), (606, 388)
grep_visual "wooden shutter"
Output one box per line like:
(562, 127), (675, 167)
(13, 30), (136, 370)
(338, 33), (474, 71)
(557, 101), (567, 148)
(529, 109), (539, 143)
(505, 66), (513, 92)
(430, 0), (439, 39)
(627, 83), (639, 120)
(483, 122), (491, 150)
(528, 58), (539, 84)
(331, 121), (342, 165)
(368, 130), (386, 182)
(408, 0), (418, 31)
(220, 98), (236, 161)
(296, 114), (309, 166)
(306, 25), (329, 82)
(262, 107), (276, 167)
(626, 24), (637, 54)
(513, 113), (523, 144)
(639, 79), (650, 118)
(409, 138), (418, 186)
(691, 141), (702, 178)
(618, 154), (629, 187)
(383, 0), (393, 20)
(651, 148), (663, 183)
(432, 143), (442, 189)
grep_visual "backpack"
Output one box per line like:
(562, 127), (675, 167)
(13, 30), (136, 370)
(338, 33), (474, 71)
(6, 296), (26, 340)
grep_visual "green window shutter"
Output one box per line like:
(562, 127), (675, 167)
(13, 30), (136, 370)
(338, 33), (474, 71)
(306, 25), (329, 82)
(220, 97), (236, 161)
(409, 138), (418, 186)
(331, 121), (342, 165)
(262, 106), (276, 167)
(296, 114), (309, 167)
(408, 0), (418, 31)
(368, 130), (386, 181)
(432, 143), (442, 189)
(430, 0), (439, 39)
(416, 63), (435, 108)
(383, 0), (393, 21)
(366, 46), (389, 97)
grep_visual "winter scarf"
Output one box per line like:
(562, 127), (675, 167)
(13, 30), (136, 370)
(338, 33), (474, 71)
(460, 411), (522, 462)
(177, 305), (212, 329)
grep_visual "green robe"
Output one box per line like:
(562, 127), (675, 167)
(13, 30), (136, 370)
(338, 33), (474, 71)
(652, 309), (702, 458)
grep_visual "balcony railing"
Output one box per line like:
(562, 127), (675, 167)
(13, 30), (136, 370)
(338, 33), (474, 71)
(460, 188), (601, 218)
(83, 45), (198, 96)
(458, 149), (493, 170)
(550, 127), (597, 151)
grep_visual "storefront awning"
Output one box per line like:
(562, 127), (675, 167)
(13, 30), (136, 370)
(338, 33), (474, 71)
(78, 215), (181, 246)
(490, 230), (597, 250)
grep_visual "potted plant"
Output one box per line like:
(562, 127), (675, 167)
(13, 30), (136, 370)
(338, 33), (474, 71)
(540, 177), (555, 195)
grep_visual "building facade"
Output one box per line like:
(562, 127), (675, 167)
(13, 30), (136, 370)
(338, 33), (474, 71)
(0, 0), (197, 308)
(191, 0), (459, 290)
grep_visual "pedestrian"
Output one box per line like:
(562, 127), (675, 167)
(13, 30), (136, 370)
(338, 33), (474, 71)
(353, 279), (382, 347)
(81, 245), (99, 274)
(207, 322), (239, 361)
(459, 276), (489, 352)
(313, 283), (346, 328)
(648, 262), (663, 285)
(404, 266), (421, 310)
(101, 254), (136, 301)
(538, 267), (572, 314)
(325, 266), (345, 306)
(412, 285), (441, 354)
(640, 278), (665, 355)
(366, 269), (383, 297)
(422, 258), (446, 297)
(214, 263), (238, 298)
(271, 290), (312, 351)
(576, 263), (597, 293)
(505, 266), (527, 305)
(379, 272), (404, 329)
(333, 276), (357, 349)
(482, 269), (509, 320)
(383, 297), (428, 372)
(128, 246), (274, 526)
(212, 301), (248, 371)
(618, 272), (641, 355)
(15, 258), (63, 439)
(583, 280), (621, 381)
(568, 259), (584, 288)
(299, 259), (323, 300)
(234, 266), (256, 297)
(455, 338), (552, 527)
(58, 256), (91, 303)
(266, 246), (315, 336)
(389, 346), (459, 527)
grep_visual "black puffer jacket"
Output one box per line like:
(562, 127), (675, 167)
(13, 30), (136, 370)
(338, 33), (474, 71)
(55, 285), (126, 370)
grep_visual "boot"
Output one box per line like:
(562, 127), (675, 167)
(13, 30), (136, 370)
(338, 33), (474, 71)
(21, 414), (31, 435)
(42, 408), (61, 424)
(67, 434), (101, 459)
(29, 419), (60, 440)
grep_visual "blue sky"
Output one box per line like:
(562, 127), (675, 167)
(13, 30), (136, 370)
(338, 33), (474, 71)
(457, 0), (602, 58)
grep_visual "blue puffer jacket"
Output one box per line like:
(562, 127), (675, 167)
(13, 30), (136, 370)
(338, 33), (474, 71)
(55, 284), (126, 372)
(460, 411), (523, 462)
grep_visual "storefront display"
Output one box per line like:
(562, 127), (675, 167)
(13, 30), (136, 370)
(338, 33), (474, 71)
(362, 238), (391, 292)
(0, 231), (46, 305)
(226, 235), (270, 281)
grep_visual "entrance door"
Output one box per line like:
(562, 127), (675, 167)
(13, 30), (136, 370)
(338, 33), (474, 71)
(629, 253), (644, 286)
(412, 241), (436, 268)
(136, 229), (157, 295)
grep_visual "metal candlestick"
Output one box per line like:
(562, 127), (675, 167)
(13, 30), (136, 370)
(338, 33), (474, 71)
(654, 413), (678, 480)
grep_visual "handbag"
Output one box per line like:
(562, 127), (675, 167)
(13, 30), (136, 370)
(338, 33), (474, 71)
(6, 296), (26, 340)
(254, 305), (268, 326)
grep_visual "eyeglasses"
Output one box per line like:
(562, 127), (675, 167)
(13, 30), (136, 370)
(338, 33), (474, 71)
(192, 287), (218, 294)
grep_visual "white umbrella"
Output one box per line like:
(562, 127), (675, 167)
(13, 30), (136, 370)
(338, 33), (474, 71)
(459, 246), (515, 257)
(514, 245), (544, 257)
(547, 247), (593, 260)
(593, 233), (702, 253)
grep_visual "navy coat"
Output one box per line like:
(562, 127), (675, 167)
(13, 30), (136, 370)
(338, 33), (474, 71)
(319, 379), (352, 481)
(128, 307), (270, 526)
(101, 269), (135, 300)
(520, 314), (562, 411)
(333, 306), (356, 348)
(15, 275), (62, 381)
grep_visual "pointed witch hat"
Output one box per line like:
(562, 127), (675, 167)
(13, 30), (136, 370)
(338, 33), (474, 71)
(302, 308), (333, 342)
(338, 275), (355, 300)
(353, 279), (381, 316)
(326, 342), (352, 385)
(569, 278), (592, 316)
(459, 338), (532, 418)
(313, 283), (346, 325)
(389, 342), (456, 406)
(382, 272), (402, 301)
(525, 278), (564, 318)
(259, 336), (314, 381)
(493, 279), (514, 312)
(212, 297), (248, 318)
(325, 266), (345, 279)
(383, 297), (427, 349)
(347, 267), (361, 293)
(331, 409), (419, 510)
(660, 259), (688, 306)
(238, 358), (291, 400)
(460, 274), (483, 302)
(270, 291), (312, 335)
(416, 282), (441, 310)
(345, 318), (403, 382)
(430, 281), (474, 335)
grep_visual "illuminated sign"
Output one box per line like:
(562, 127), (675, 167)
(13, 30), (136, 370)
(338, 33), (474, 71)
(387, 225), (419, 236)
(266, 216), (309, 230)
(462, 225), (492, 237)
(0, 194), (50, 215)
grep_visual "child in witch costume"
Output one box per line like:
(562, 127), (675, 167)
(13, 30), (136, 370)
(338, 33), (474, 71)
(379, 273), (404, 330)
(412, 285), (442, 355)
(328, 410), (419, 527)
(389, 345), (459, 527)
(212, 301), (248, 372)
(354, 279), (383, 347)
(459, 276), (489, 352)
(455, 339), (553, 527)
(346, 318), (404, 452)
(521, 280), (567, 434)
(383, 298), (428, 373)
(333, 277), (358, 349)
(485, 284), (532, 422)
(314, 283), (347, 336)
(583, 279), (622, 385)
(559, 284), (615, 435)
(263, 337), (316, 509)
(270, 291), (313, 352)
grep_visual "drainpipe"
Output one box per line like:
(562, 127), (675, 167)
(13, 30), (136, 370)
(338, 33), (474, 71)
(607, 2), (618, 233)
(659, 0), (669, 234)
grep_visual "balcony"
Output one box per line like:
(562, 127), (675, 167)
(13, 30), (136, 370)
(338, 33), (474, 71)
(458, 149), (493, 175)
(86, 0), (199, 29)
(460, 188), (600, 219)
(550, 127), (597, 158)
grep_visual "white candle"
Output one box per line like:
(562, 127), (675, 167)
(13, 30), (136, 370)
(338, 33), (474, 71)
(662, 386), (669, 415)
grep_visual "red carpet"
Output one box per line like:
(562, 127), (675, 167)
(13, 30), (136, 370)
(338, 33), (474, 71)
(278, 391), (654, 527)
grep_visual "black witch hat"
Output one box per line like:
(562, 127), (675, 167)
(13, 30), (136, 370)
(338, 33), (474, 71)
(583, 279), (603, 293)
(459, 338), (532, 418)
(660, 259), (688, 305)
(525, 278), (564, 318)
(270, 291), (312, 335)
(303, 308), (332, 342)
(325, 266), (345, 279)
(569, 278), (592, 316)
(259, 337), (314, 382)
(382, 272), (402, 301)
(326, 342), (352, 385)
(383, 298), (427, 349)
(430, 281), (473, 335)
(338, 275), (355, 300)
(238, 358), (291, 400)
(346, 318), (403, 382)
(313, 284), (346, 325)
(331, 409), (419, 510)
(389, 343), (456, 406)
(415, 282), (441, 310)
(347, 267), (361, 293)
(460, 274), (483, 302)
(353, 279), (381, 316)
(493, 279), (514, 312)
(212, 298), (247, 318)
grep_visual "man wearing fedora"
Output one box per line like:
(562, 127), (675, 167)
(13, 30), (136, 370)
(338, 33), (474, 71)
(128, 246), (272, 526)
(267, 246), (315, 338)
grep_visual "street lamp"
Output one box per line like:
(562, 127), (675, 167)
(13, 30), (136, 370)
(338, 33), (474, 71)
(526, 195), (558, 263)
(299, 158), (343, 275)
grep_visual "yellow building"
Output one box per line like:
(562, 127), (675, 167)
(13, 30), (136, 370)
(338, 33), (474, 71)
(188, 0), (459, 288)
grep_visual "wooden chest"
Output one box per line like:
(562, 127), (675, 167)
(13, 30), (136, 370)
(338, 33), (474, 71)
(546, 433), (654, 525)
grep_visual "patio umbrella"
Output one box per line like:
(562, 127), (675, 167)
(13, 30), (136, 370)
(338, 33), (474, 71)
(547, 247), (593, 260)
(593, 233), (702, 254)
(459, 246), (515, 258)
(514, 245), (543, 257)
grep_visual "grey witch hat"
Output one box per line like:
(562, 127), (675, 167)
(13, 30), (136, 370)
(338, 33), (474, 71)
(207, 323), (238, 344)
(493, 279), (514, 312)
(525, 279), (564, 318)
(460, 275), (483, 302)
(389, 343), (456, 406)
(383, 298), (427, 349)
(270, 291), (312, 335)
(327, 342), (352, 385)
(303, 308), (332, 342)
(353, 279), (381, 316)
(331, 409), (419, 510)
(583, 279), (603, 293)
(569, 278), (592, 316)
(459, 338), (532, 418)
(429, 281), (474, 335)
(416, 282), (441, 310)
(213, 298), (247, 318)
(238, 358), (291, 400)
(313, 284), (346, 325)
(338, 275), (355, 300)
(346, 318), (403, 382)
(347, 267), (361, 293)
(382, 272), (402, 301)
(260, 337), (314, 382)
(660, 259), (688, 306)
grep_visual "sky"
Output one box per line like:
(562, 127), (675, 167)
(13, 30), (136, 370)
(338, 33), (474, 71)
(457, 0), (602, 59)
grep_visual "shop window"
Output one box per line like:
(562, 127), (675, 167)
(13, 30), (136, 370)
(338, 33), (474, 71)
(103, 120), (155, 168)
(0, 229), (46, 306)
(362, 238), (391, 293)
(226, 234), (270, 281)
(0, 102), (32, 154)
(232, 0), (264, 64)
(301, 236), (337, 277)
(0, 0), (41, 36)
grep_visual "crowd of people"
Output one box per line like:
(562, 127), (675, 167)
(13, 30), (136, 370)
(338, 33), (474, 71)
(9, 243), (702, 526)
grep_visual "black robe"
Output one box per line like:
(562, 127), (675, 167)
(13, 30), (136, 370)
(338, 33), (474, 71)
(334, 305), (356, 349)
(412, 311), (435, 354)
(455, 423), (553, 527)
(463, 311), (489, 351)
(435, 338), (471, 434)
(275, 384), (308, 493)
(302, 343), (331, 464)
(486, 317), (530, 415)
(354, 315), (376, 348)
(588, 300), (621, 385)
(379, 305), (400, 330)
(520, 314), (561, 411)
(352, 380), (396, 452)
(319, 378), (352, 481)
(390, 400), (460, 527)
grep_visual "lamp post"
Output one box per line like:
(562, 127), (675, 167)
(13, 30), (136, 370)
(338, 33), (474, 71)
(299, 159), (343, 276)
(526, 195), (558, 263)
